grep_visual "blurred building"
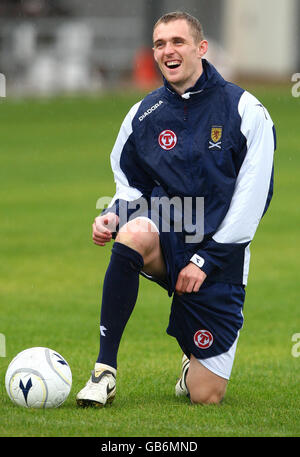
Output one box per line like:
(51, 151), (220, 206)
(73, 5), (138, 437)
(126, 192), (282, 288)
(0, 0), (299, 96)
(224, 0), (299, 81)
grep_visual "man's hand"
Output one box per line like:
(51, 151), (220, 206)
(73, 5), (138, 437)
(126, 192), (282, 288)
(92, 212), (119, 246)
(175, 262), (207, 295)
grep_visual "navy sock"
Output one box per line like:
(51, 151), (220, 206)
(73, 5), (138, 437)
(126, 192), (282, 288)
(96, 242), (144, 369)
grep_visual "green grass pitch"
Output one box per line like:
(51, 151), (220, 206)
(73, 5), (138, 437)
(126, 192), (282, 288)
(0, 86), (299, 437)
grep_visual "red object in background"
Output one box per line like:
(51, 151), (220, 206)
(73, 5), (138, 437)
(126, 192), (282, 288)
(133, 47), (160, 90)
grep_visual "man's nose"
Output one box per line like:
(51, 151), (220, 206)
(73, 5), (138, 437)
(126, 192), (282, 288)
(164, 41), (175, 54)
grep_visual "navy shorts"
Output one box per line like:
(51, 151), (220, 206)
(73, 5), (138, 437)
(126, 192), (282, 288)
(137, 212), (245, 361)
(166, 282), (245, 360)
(127, 186), (246, 360)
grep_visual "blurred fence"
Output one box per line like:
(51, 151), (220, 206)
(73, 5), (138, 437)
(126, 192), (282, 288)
(0, 18), (143, 95)
(0, 0), (298, 96)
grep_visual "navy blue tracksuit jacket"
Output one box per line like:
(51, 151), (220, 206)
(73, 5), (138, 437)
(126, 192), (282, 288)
(103, 60), (275, 287)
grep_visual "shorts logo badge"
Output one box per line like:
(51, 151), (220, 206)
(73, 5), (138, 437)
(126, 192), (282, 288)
(193, 329), (214, 349)
(209, 125), (222, 150)
(158, 130), (177, 150)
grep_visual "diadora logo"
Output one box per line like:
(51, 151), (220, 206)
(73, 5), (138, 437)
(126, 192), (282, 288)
(158, 130), (177, 150)
(193, 329), (214, 349)
(209, 125), (223, 150)
(139, 100), (163, 122)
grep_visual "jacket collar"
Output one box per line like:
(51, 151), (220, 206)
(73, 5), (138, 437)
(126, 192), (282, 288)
(163, 59), (226, 100)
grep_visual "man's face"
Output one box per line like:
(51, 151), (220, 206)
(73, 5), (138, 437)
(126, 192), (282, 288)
(153, 19), (207, 94)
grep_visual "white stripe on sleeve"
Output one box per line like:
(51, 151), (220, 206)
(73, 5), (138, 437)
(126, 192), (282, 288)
(108, 100), (143, 208)
(213, 91), (274, 245)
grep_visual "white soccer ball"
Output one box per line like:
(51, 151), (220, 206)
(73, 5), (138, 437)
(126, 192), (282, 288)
(5, 347), (72, 408)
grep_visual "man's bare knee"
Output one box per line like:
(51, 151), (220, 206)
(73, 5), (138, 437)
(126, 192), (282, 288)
(116, 228), (148, 258)
(116, 219), (158, 261)
(116, 219), (166, 278)
(186, 355), (227, 406)
(189, 386), (225, 405)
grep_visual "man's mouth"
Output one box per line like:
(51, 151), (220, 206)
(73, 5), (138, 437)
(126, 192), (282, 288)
(165, 60), (181, 69)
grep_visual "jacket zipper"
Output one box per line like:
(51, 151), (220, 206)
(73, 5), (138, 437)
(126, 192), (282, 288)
(184, 104), (188, 121)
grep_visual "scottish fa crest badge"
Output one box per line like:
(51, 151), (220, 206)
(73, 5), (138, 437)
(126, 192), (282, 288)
(211, 126), (222, 143)
(209, 125), (223, 149)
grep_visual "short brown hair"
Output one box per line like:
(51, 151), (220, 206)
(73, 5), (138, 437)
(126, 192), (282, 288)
(153, 11), (205, 43)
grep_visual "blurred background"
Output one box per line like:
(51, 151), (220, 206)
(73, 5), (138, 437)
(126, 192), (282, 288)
(1, 1), (300, 438)
(0, 0), (299, 95)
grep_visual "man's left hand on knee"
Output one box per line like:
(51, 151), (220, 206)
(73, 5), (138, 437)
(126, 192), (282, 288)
(175, 263), (207, 295)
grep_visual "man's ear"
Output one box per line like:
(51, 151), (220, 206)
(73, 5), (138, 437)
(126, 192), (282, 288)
(198, 40), (208, 58)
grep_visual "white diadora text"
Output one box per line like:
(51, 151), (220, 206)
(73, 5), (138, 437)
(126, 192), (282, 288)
(139, 100), (163, 121)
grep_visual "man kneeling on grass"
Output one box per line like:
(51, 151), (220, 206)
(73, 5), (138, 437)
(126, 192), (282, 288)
(76, 11), (275, 407)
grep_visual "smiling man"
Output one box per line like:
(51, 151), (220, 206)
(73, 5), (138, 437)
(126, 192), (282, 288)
(76, 12), (275, 408)
(153, 15), (208, 94)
